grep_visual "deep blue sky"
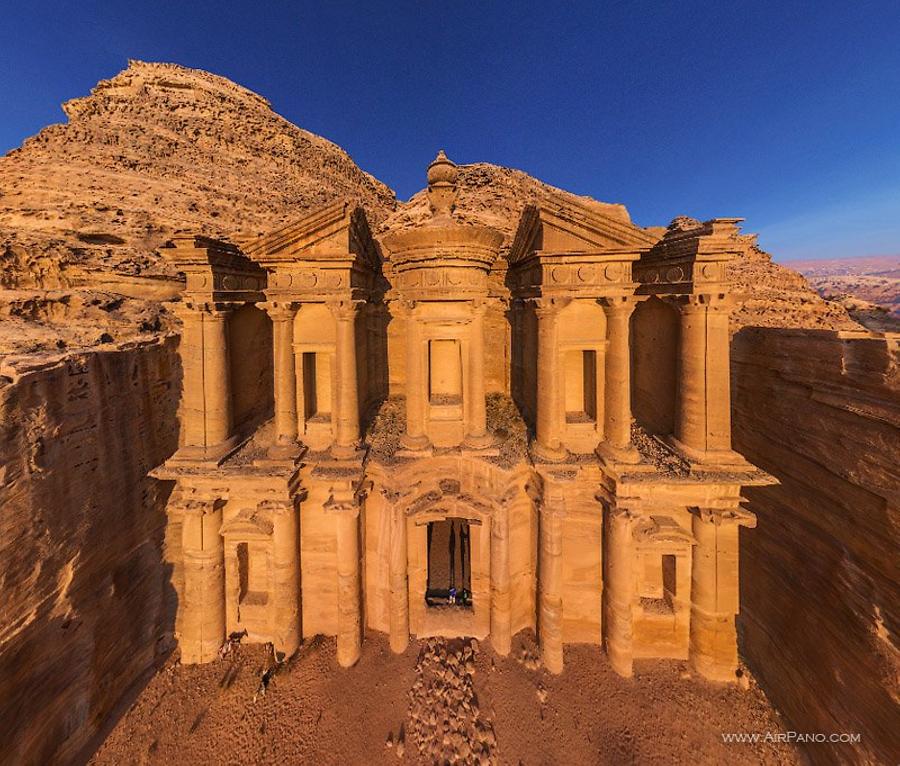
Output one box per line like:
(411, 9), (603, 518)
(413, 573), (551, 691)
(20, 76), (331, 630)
(2, 1), (899, 261)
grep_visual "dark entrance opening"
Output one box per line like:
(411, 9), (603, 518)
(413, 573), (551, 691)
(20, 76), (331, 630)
(425, 518), (472, 608)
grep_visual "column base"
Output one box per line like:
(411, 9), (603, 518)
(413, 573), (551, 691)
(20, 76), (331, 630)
(399, 433), (432, 452)
(532, 441), (568, 463)
(389, 631), (409, 655)
(266, 439), (302, 460)
(595, 440), (641, 465)
(666, 436), (752, 471)
(166, 435), (242, 467)
(690, 607), (739, 682)
(462, 431), (495, 450)
(606, 641), (634, 678)
(331, 442), (363, 460)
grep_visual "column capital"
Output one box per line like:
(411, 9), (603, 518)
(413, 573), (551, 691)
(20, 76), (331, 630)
(675, 293), (735, 313)
(690, 506), (756, 528)
(324, 494), (361, 518)
(326, 299), (363, 322)
(261, 301), (297, 321)
(172, 493), (226, 516)
(607, 503), (638, 522)
(532, 296), (570, 318)
(599, 295), (639, 314)
(395, 298), (418, 315)
(470, 298), (490, 316)
(179, 301), (236, 317)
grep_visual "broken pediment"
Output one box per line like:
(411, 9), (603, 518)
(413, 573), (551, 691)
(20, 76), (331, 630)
(161, 235), (267, 305)
(237, 200), (379, 270)
(634, 217), (745, 296)
(508, 198), (658, 264)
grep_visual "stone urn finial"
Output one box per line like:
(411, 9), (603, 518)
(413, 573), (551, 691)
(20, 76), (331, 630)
(427, 150), (458, 219)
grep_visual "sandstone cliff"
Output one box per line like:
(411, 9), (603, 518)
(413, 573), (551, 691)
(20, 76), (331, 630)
(0, 338), (180, 764)
(732, 328), (900, 765)
(0, 60), (396, 356)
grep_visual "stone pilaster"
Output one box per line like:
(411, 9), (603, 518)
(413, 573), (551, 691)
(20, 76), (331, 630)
(203, 307), (234, 448)
(389, 504), (409, 653)
(533, 302), (567, 462)
(539, 487), (564, 673)
(491, 500), (512, 656)
(464, 300), (493, 449)
(271, 499), (301, 658)
(180, 497), (226, 664)
(174, 305), (206, 448)
(690, 506), (755, 681)
(329, 301), (361, 458)
(597, 297), (639, 463)
(330, 495), (361, 667)
(400, 302), (431, 451)
(676, 295), (735, 459)
(605, 504), (635, 677)
(265, 302), (299, 457)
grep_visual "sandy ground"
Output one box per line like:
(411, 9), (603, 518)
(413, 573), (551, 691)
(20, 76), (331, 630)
(90, 630), (799, 765)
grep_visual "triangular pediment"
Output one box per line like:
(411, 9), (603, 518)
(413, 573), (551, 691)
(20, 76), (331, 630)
(509, 198), (658, 263)
(237, 201), (379, 269)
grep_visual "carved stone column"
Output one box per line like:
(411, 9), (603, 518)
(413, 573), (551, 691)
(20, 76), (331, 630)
(539, 486), (564, 673)
(464, 300), (493, 449)
(690, 506), (755, 681)
(271, 499), (301, 659)
(705, 299), (733, 452)
(265, 302), (299, 457)
(180, 497), (226, 664)
(533, 302), (567, 462)
(509, 299), (523, 405)
(330, 302), (361, 458)
(491, 500), (512, 656)
(331, 492), (361, 667)
(400, 302), (431, 451)
(598, 298), (639, 463)
(175, 305), (206, 448)
(605, 504), (635, 677)
(676, 296), (734, 458)
(389, 503), (409, 653)
(203, 307), (234, 449)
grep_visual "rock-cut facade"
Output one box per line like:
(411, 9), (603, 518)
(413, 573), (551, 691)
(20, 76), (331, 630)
(153, 152), (774, 681)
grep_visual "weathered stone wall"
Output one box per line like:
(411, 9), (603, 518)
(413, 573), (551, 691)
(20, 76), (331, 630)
(0, 336), (181, 765)
(732, 327), (900, 765)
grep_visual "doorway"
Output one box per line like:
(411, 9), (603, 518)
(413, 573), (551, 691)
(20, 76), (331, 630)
(425, 518), (472, 608)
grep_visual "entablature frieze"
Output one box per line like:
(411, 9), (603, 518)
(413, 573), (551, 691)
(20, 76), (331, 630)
(393, 263), (489, 301)
(263, 260), (377, 303)
(690, 505), (757, 528)
(164, 235), (267, 306)
(507, 250), (641, 300)
(635, 217), (744, 298)
(633, 257), (731, 297)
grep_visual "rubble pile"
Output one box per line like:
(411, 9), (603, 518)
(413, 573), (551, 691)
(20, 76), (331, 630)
(406, 638), (498, 765)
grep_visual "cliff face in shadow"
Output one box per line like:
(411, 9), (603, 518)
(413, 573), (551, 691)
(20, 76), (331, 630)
(732, 328), (900, 765)
(0, 338), (181, 765)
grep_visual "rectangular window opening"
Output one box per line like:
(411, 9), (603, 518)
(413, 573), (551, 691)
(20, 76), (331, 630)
(565, 349), (597, 423)
(236, 541), (268, 607)
(640, 553), (677, 615)
(303, 351), (332, 422)
(428, 339), (463, 406)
